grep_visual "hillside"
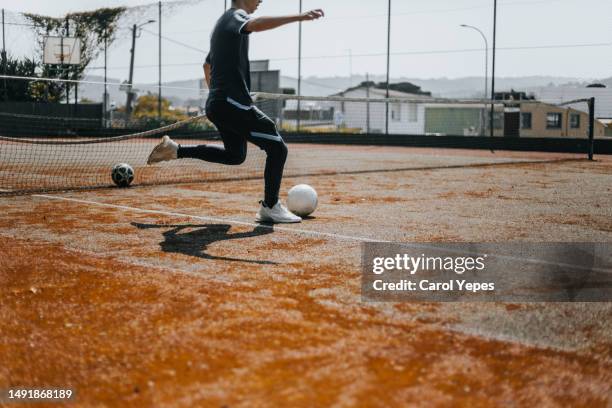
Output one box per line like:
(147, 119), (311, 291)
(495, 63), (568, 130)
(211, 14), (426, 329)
(77, 74), (610, 106)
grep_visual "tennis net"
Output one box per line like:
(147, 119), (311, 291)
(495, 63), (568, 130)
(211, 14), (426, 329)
(0, 78), (600, 195)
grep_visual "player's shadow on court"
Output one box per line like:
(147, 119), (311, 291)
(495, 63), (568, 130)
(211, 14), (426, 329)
(131, 222), (277, 265)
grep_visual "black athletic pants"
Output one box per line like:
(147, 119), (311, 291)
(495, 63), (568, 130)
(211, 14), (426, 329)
(177, 100), (288, 208)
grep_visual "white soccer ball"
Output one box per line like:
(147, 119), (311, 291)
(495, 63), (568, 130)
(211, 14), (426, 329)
(287, 184), (318, 217)
(111, 163), (134, 187)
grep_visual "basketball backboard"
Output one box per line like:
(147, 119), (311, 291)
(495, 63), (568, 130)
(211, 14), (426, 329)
(43, 36), (81, 65)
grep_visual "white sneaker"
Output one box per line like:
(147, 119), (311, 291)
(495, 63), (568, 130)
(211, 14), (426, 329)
(256, 201), (302, 223)
(147, 135), (178, 164)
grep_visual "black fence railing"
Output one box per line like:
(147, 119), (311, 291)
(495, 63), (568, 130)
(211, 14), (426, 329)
(1, 99), (609, 157)
(281, 132), (612, 155)
(0, 101), (103, 119)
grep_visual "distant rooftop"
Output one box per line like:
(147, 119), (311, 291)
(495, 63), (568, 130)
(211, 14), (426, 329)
(335, 81), (433, 98)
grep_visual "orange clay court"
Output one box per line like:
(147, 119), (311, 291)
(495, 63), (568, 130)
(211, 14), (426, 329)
(0, 144), (611, 407)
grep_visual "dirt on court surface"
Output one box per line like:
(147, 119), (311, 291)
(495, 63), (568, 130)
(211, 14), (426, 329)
(0, 145), (611, 407)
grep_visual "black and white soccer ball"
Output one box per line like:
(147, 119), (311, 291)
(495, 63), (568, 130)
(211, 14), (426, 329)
(111, 163), (134, 187)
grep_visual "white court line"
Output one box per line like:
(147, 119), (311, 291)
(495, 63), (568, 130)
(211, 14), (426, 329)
(27, 195), (612, 274)
(34, 194), (388, 243)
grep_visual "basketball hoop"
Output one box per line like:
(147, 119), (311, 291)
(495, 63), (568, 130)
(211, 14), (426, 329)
(43, 36), (81, 65)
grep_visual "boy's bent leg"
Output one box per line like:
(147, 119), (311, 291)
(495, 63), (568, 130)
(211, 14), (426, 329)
(178, 133), (246, 165)
(178, 102), (248, 165)
(246, 107), (288, 208)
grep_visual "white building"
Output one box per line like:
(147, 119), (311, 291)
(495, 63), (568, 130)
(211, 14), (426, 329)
(333, 86), (433, 134)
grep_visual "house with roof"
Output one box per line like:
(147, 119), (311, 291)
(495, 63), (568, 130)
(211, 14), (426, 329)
(534, 85), (612, 119)
(527, 84), (612, 137)
(423, 101), (606, 138)
(332, 82), (434, 134)
(518, 102), (606, 138)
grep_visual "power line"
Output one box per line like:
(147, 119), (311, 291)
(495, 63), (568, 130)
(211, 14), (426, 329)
(141, 27), (206, 54)
(0, 72), (344, 93)
(0, 74), (205, 91)
(3, 22), (38, 28)
(0, 0), (597, 29)
(162, 29), (211, 35)
(2, 0), (600, 40)
(269, 42), (612, 61)
(109, 0), (582, 33)
(137, 41), (612, 65)
(84, 41), (612, 71)
(75, 0), (587, 35)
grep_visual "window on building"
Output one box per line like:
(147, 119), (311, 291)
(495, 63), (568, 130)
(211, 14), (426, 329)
(493, 112), (503, 129)
(546, 112), (562, 129)
(521, 112), (532, 129)
(570, 113), (581, 129)
(407, 103), (418, 122)
(391, 103), (401, 121)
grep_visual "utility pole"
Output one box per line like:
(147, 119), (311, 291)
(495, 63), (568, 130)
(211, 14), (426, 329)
(2, 9), (6, 101)
(588, 97), (595, 160)
(158, 1), (162, 119)
(126, 24), (137, 119)
(297, 0), (302, 132)
(126, 20), (155, 120)
(65, 18), (70, 106)
(490, 0), (497, 137)
(104, 28), (108, 125)
(385, 0), (391, 135)
(348, 49), (353, 87)
(224, 0), (228, 12)
(366, 72), (370, 134)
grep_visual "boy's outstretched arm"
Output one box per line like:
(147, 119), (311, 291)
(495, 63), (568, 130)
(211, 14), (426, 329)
(245, 9), (324, 33)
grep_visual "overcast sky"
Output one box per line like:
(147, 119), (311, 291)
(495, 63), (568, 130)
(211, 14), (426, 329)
(1, 0), (611, 87)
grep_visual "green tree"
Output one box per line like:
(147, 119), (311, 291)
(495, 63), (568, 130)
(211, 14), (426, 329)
(132, 94), (188, 122)
(0, 54), (65, 102)
(0, 54), (70, 102)
(131, 94), (215, 131)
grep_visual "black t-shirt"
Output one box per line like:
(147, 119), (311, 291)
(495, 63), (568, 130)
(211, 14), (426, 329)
(206, 8), (252, 107)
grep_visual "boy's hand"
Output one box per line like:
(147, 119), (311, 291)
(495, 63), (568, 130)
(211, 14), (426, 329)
(300, 9), (324, 21)
(246, 9), (324, 32)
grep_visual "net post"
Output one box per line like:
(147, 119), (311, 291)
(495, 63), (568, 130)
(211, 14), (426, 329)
(1, 8), (6, 102)
(366, 73), (370, 134)
(297, 0), (303, 133)
(103, 29), (109, 127)
(490, 0), (497, 138)
(64, 19), (69, 106)
(158, 1), (162, 120)
(385, 0), (391, 136)
(588, 97), (595, 161)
